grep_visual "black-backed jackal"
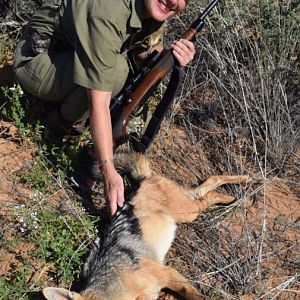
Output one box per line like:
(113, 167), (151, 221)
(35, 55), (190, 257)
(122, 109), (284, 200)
(43, 153), (249, 300)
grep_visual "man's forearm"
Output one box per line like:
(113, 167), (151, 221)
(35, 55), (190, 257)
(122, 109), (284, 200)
(87, 88), (124, 215)
(87, 89), (114, 163)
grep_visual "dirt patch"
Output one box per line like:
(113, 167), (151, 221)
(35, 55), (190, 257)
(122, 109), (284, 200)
(231, 180), (299, 297)
(0, 121), (33, 205)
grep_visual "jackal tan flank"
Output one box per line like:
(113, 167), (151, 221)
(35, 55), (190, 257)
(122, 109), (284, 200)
(43, 153), (249, 300)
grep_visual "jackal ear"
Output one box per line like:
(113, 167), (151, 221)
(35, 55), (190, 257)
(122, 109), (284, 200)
(43, 287), (82, 300)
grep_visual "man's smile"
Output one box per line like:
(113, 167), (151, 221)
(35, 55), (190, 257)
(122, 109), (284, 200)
(143, 0), (186, 22)
(157, 0), (173, 13)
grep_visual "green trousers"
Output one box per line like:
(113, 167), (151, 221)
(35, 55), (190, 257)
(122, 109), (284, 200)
(13, 30), (129, 123)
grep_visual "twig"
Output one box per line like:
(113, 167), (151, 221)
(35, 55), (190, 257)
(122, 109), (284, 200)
(0, 21), (28, 27)
(258, 275), (299, 299)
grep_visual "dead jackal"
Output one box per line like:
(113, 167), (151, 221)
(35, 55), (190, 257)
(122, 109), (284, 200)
(43, 153), (249, 300)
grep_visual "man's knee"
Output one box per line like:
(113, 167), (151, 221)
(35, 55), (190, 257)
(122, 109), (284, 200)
(13, 33), (75, 101)
(13, 35), (55, 100)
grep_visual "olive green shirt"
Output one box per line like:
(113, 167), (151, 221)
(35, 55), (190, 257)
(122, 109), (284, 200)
(30, 0), (164, 91)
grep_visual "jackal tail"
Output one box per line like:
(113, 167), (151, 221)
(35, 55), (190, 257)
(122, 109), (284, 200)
(114, 152), (152, 181)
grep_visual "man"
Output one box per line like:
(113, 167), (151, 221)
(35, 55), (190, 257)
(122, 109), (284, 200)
(13, 0), (195, 215)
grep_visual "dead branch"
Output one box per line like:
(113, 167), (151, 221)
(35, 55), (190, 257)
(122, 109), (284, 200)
(0, 20), (28, 27)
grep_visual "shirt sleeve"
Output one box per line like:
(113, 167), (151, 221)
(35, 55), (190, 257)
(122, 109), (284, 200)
(73, 16), (126, 91)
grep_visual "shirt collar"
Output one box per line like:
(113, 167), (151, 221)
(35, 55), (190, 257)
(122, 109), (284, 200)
(130, 0), (144, 28)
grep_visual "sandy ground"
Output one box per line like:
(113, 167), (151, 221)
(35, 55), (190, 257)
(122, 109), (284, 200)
(0, 120), (299, 299)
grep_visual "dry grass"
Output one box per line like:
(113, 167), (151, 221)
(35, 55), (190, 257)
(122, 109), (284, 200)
(0, 0), (299, 299)
(151, 0), (300, 298)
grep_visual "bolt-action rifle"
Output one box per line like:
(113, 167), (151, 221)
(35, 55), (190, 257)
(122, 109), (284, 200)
(110, 0), (220, 153)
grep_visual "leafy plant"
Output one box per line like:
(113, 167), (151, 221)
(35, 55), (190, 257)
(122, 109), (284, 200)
(0, 205), (97, 300)
(19, 158), (55, 193)
(1, 84), (45, 140)
(25, 209), (96, 283)
(1, 85), (26, 132)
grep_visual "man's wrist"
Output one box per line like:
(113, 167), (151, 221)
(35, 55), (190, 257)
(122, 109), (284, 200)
(99, 158), (114, 168)
(99, 159), (115, 175)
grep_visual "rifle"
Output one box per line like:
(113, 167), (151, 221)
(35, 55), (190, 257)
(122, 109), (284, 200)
(110, 0), (220, 153)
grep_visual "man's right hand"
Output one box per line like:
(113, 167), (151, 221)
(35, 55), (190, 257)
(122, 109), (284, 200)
(101, 161), (125, 215)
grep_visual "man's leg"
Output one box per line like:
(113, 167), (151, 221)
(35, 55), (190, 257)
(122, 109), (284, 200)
(14, 33), (88, 134)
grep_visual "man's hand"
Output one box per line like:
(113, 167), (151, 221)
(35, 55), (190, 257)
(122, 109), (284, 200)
(171, 39), (195, 67)
(101, 162), (124, 215)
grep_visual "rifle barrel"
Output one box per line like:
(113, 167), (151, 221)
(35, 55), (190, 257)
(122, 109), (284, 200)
(198, 0), (220, 21)
(183, 0), (220, 40)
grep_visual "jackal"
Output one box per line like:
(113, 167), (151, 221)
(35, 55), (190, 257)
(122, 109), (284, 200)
(43, 153), (249, 300)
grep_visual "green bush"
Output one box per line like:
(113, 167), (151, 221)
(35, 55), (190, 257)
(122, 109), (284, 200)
(0, 206), (97, 299)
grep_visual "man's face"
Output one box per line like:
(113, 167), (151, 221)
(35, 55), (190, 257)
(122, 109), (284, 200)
(144, 0), (186, 21)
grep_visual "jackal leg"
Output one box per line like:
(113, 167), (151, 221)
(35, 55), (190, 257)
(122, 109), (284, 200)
(191, 175), (249, 198)
(133, 260), (206, 300)
(157, 266), (205, 300)
(163, 175), (248, 223)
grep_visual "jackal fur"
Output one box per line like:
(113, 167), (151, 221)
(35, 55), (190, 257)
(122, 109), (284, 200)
(43, 153), (249, 300)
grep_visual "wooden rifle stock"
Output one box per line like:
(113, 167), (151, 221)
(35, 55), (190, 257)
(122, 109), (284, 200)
(111, 0), (220, 149)
(112, 49), (174, 146)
